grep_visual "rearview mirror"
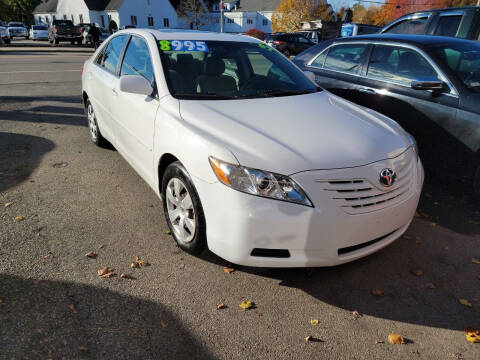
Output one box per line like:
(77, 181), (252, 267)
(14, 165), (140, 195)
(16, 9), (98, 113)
(303, 70), (316, 83)
(119, 75), (153, 96)
(411, 78), (446, 93)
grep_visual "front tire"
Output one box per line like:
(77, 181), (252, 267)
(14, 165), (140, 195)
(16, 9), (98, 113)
(86, 99), (107, 147)
(162, 162), (206, 255)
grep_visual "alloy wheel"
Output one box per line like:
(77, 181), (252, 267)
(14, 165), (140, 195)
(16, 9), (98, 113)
(166, 177), (196, 244)
(87, 103), (98, 143)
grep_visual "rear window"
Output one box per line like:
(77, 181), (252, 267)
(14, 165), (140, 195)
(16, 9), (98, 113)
(8, 23), (25, 27)
(384, 16), (429, 35)
(33, 25), (48, 30)
(434, 15), (462, 37)
(53, 20), (73, 27)
(324, 44), (367, 74)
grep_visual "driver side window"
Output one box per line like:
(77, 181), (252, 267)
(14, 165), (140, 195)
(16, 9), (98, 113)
(120, 36), (154, 84)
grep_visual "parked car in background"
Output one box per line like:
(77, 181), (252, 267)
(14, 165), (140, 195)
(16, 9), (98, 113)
(265, 33), (315, 57)
(0, 24), (8, 45)
(29, 24), (49, 41)
(340, 23), (381, 37)
(49, 19), (82, 45)
(82, 29), (423, 267)
(81, 24), (110, 46)
(7, 22), (28, 40)
(381, 6), (480, 40)
(294, 34), (480, 198)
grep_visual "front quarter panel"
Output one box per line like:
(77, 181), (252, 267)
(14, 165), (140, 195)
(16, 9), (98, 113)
(154, 96), (238, 193)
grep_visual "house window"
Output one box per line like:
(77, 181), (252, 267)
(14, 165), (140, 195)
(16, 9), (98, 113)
(148, 16), (154, 26)
(101, 16), (105, 28)
(227, 18), (234, 24)
(247, 19), (253, 25)
(215, 17), (219, 24)
(163, 18), (169, 27)
(79, 14), (84, 23)
(53, 15), (56, 20)
(131, 16), (137, 26)
(71, 15), (74, 22)
(63, 14), (67, 20)
(263, 19), (268, 26)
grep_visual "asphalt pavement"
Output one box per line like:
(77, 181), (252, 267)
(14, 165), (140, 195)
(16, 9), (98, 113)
(0, 49), (479, 360)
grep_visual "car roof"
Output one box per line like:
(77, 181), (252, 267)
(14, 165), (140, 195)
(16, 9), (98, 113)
(332, 34), (478, 47)
(397, 5), (479, 17)
(117, 28), (262, 43)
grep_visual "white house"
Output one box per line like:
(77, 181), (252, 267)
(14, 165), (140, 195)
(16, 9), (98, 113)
(33, 0), (179, 31)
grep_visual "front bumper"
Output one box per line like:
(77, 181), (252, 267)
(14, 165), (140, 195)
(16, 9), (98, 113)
(193, 148), (423, 267)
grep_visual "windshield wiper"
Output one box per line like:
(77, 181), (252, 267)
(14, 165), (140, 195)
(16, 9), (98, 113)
(173, 93), (238, 100)
(256, 89), (316, 97)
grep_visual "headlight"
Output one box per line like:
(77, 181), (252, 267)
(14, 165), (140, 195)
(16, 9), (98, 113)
(209, 157), (313, 207)
(407, 133), (419, 159)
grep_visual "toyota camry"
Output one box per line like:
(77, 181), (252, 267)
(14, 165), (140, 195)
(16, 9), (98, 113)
(81, 29), (424, 267)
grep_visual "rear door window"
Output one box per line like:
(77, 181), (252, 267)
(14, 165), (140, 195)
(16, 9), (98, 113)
(434, 15), (462, 37)
(367, 45), (438, 86)
(323, 44), (367, 74)
(96, 35), (128, 75)
(384, 16), (429, 34)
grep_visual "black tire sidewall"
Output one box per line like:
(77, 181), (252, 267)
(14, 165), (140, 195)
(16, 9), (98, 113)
(161, 162), (206, 255)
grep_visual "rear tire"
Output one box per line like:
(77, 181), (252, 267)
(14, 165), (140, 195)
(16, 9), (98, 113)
(86, 99), (107, 147)
(161, 162), (206, 255)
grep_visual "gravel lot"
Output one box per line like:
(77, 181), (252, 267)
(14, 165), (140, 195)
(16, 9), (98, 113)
(0, 49), (479, 360)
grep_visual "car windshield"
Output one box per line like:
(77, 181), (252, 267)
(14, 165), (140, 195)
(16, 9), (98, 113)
(33, 25), (47, 30)
(429, 42), (480, 92)
(158, 40), (319, 100)
(8, 23), (24, 27)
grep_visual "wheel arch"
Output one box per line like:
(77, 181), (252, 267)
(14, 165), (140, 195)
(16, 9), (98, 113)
(158, 153), (180, 192)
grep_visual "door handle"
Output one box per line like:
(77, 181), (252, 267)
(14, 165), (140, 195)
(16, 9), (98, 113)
(359, 88), (377, 95)
(111, 88), (118, 96)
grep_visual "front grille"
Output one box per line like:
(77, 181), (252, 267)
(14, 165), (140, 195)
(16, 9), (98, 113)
(319, 158), (415, 214)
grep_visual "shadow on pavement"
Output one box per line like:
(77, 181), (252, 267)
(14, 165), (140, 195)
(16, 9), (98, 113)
(0, 274), (215, 359)
(0, 95), (86, 127)
(0, 132), (55, 193)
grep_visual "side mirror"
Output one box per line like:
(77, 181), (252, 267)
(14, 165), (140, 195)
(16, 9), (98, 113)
(119, 75), (153, 96)
(303, 70), (316, 83)
(411, 78), (446, 93)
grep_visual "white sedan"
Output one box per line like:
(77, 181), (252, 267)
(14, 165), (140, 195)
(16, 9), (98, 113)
(81, 29), (423, 267)
(29, 24), (49, 41)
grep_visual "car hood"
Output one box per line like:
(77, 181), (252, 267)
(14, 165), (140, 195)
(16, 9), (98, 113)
(179, 91), (410, 175)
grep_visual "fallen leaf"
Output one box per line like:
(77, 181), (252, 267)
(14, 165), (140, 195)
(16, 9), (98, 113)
(223, 267), (235, 274)
(414, 211), (420, 218)
(85, 251), (96, 258)
(411, 269), (424, 277)
(472, 258), (480, 265)
(98, 244), (104, 249)
(255, 311), (263, 317)
(160, 320), (167, 328)
(120, 273), (133, 279)
(375, 340), (385, 344)
(216, 303), (226, 310)
(69, 304), (78, 314)
(4, 202), (13, 208)
(79, 346), (88, 351)
(388, 334), (405, 345)
(52, 162), (69, 168)
(352, 310), (362, 319)
(310, 319), (319, 326)
(372, 289), (384, 297)
(15, 216), (24, 222)
(239, 300), (253, 310)
(130, 262), (139, 268)
(426, 283), (436, 289)
(465, 329), (480, 343)
(0, 299), (3, 305)
(459, 298), (473, 308)
(305, 335), (313, 342)
(97, 267), (115, 278)
(165, 230), (171, 235)
(430, 222), (437, 227)
(131, 256), (148, 268)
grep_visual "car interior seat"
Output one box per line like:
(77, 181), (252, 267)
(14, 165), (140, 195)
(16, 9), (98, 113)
(196, 57), (237, 94)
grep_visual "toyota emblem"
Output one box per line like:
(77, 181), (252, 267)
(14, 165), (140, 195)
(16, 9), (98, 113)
(379, 168), (396, 187)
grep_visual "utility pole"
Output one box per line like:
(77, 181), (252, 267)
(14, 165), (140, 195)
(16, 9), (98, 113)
(220, 0), (224, 33)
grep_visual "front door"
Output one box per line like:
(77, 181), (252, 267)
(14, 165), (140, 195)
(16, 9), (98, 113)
(113, 35), (159, 185)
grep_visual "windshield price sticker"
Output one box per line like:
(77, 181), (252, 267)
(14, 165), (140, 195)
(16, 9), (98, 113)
(159, 40), (209, 52)
(257, 43), (274, 51)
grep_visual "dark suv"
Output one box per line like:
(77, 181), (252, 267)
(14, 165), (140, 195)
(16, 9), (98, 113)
(265, 33), (315, 57)
(381, 6), (480, 40)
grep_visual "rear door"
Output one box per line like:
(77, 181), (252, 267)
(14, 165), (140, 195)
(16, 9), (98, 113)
(353, 44), (459, 178)
(430, 10), (464, 37)
(113, 35), (159, 184)
(305, 43), (368, 103)
(88, 34), (129, 142)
